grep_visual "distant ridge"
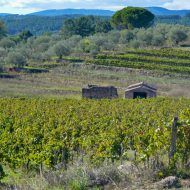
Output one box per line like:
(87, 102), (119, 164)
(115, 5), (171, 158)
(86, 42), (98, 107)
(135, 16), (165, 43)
(0, 13), (13, 16)
(0, 7), (190, 17)
(29, 9), (115, 16)
(146, 7), (190, 16)
(27, 7), (190, 17)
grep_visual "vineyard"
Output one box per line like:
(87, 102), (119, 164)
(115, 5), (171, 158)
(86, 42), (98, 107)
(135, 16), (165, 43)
(0, 98), (190, 174)
(89, 48), (190, 74)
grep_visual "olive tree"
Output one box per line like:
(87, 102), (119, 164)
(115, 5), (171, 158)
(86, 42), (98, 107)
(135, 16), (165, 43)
(88, 33), (108, 48)
(151, 34), (165, 46)
(169, 28), (188, 45)
(0, 47), (7, 58)
(0, 20), (6, 39)
(53, 42), (70, 59)
(108, 30), (121, 44)
(19, 30), (33, 41)
(64, 35), (82, 51)
(119, 30), (135, 44)
(136, 29), (153, 46)
(129, 39), (143, 48)
(0, 38), (15, 49)
(6, 52), (27, 67)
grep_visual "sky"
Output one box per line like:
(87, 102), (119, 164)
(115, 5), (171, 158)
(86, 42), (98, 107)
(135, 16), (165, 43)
(0, 0), (190, 14)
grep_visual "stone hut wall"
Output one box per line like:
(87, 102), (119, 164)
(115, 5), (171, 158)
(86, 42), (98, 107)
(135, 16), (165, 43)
(82, 86), (118, 99)
(125, 87), (156, 99)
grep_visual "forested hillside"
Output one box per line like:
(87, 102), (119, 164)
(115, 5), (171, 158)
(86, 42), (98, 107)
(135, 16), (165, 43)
(147, 7), (190, 16)
(29, 8), (114, 16)
(1, 8), (190, 35)
(156, 15), (190, 26)
(1, 15), (78, 35)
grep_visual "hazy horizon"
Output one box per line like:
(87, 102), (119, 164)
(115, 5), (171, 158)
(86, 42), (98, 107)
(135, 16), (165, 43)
(0, 0), (189, 14)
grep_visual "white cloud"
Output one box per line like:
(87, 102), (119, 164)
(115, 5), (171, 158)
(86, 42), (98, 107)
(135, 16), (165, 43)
(0, 0), (190, 14)
(0, 0), (167, 11)
(164, 0), (190, 10)
(126, 0), (170, 7)
(0, 0), (127, 10)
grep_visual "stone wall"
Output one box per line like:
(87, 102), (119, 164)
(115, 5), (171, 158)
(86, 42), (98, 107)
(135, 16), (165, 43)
(125, 88), (156, 99)
(82, 86), (118, 99)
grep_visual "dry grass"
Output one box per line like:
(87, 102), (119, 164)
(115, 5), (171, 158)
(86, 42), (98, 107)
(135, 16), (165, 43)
(0, 62), (190, 98)
(2, 158), (190, 190)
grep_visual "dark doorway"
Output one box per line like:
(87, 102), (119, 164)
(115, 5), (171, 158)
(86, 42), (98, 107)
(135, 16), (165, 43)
(133, 92), (147, 99)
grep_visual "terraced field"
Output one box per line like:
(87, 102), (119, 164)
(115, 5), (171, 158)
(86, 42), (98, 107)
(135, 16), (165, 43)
(1, 48), (190, 98)
(90, 48), (190, 74)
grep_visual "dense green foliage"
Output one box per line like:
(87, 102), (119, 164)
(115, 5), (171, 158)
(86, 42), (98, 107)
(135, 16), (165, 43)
(111, 7), (155, 30)
(5, 52), (27, 67)
(62, 16), (112, 37)
(156, 15), (190, 26)
(54, 42), (70, 59)
(1, 13), (190, 36)
(169, 28), (188, 45)
(0, 15), (111, 36)
(0, 98), (189, 171)
(91, 48), (190, 74)
(0, 164), (5, 180)
(18, 30), (33, 42)
(1, 15), (78, 35)
(0, 20), (6, 39)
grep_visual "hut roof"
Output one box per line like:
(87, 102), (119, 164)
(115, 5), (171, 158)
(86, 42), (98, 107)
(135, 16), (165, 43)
(86, 84), (116, 89)
(125, 82), (157, 92)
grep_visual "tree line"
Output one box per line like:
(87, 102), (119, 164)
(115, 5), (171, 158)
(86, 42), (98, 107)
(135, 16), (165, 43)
(1, 7), (190, 36)
(0, 15), (78, 35)
(0, 24), (189, 69)
(156, 14), (190, 26)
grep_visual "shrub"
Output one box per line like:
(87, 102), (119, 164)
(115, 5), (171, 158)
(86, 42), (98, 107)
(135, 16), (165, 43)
(151, 34), (165, 46)
(169, 28), (188, 45)
(5, 52), (27, 67)
(0, 47), (7, 58)
(0, 164), (5, 180)
(53, 42), (70, 59)
(119, 30), (135, 44)
(129, 39), (142, 48)
(0, 38), (15, 49)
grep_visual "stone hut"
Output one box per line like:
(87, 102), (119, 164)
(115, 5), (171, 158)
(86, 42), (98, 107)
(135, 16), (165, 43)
(82, 85), (118, 99)
(125, 82), (157, 99)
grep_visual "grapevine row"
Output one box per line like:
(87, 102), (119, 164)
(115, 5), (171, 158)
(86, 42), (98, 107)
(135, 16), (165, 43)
(0, 98), (189, 170)
(96, 53), (190, 67)
(125, 48), (190, 59)
(90, 59), (190, 74)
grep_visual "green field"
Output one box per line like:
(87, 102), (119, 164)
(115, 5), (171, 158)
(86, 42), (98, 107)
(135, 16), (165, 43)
(90, 48), (190, 74)
(0, 98), (190, 189)
(0, 97), (189, 167)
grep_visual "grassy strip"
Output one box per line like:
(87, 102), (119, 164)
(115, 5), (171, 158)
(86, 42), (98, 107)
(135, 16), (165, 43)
(23, 67), (49, 73)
